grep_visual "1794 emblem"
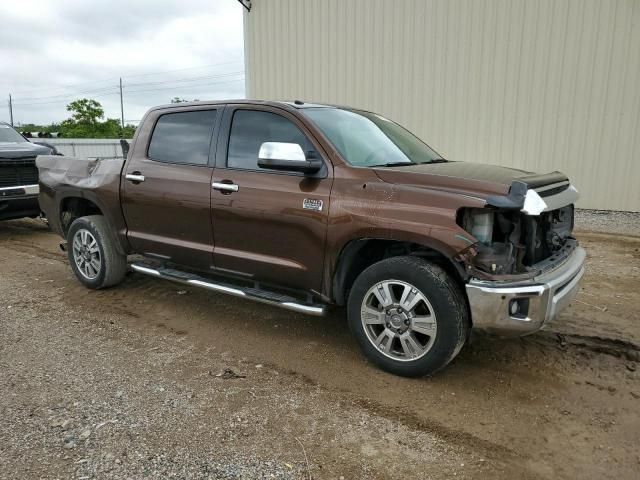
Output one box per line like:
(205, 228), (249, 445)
(303, 198), (323, 211)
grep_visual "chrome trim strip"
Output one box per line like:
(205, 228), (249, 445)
(521, 184), (579, 215)
(187, 279), (245, 296)
(130, 262), (326, 316)
(281, 302), (325, 315)
(130, 264), (161, 276)
(542, 184), (579, 212)
(0, 184), (39, 195)
(521, 189), (547, 215)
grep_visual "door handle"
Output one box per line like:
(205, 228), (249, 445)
(212, 182), (239, 193)
(126, 173), (145, 183)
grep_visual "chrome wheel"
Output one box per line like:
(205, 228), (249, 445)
(360, 280), (437, 362)
(72, 229), (101, 280)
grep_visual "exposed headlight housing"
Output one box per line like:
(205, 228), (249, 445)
(461, 208), (494, 245)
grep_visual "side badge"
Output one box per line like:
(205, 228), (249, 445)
(303, 198), (323, 211)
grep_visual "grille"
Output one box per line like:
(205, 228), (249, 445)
(0, 157), (38, 188)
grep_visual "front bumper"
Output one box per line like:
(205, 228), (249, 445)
(0, 184), (41, 220)
(465, 246), (586, 336)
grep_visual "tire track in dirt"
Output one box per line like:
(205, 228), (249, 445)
(1, 239), (66, 263)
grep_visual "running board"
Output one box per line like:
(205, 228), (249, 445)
(129, 262), (326, 316)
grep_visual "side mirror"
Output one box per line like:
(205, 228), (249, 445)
(258, 142), (322, 175)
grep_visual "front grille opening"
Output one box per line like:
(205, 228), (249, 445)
(460, 204), (576, 276)
(0, 157), (38, 188)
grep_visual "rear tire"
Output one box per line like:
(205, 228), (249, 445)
(67, 215), (127, 289)
(347, 256), (469, 377)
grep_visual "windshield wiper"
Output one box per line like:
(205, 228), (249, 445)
(422, 158), (448, 164)
(371, 162), (415, 168)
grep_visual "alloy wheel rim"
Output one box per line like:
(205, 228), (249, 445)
(360, 280), (437, 362)
(72, 229), (101, 280)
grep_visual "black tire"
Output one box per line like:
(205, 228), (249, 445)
(66, 215), (127, 289)
(347, 256), (469, 377)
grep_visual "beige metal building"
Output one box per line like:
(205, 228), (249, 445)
(243, 0), (639, 211)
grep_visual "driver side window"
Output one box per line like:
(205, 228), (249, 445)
(227, 110), (312, 170)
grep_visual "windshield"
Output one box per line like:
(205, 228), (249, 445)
(0, 124), (27, 143)
(303, 108), (443, 167)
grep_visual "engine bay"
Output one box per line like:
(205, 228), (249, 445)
(458, 205), (575, 279)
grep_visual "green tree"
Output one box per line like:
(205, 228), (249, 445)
(58, 98), (135, 138)
(66, 98), (104, 125)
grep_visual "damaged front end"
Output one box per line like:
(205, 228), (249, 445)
(457, 204), (576, 281)
(456, 179), (586, 336)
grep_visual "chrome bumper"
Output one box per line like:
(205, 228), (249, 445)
(0, 184), (39, 197)
(465, 246), (586, 336)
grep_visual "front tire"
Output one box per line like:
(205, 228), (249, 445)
(347, 256), (469, 377)
(67, 215), (127, 289)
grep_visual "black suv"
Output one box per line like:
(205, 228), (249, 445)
(0, 122), (59, 221)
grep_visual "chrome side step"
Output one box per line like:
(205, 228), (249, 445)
(129, 262), (326, 316)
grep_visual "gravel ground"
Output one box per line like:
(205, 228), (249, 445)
(575, 209), (640, 236)
(0, 262), (468, 480)
(1, 219), (639, 479)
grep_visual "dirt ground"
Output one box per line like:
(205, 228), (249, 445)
(1, 218), (638, 479)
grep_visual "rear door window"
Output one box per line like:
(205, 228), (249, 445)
(148, 110), (217, 165)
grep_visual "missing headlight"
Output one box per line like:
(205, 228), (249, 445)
(461, 209), (494, 245)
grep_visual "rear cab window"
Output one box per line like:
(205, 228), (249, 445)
(148, 110), (217, 166)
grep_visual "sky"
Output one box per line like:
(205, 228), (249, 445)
(0, 0), (245, 127)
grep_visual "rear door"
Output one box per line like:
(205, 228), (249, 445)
(121, 106), (220, 270)
(210, 105), (333, 291)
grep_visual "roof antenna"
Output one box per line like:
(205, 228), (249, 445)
(294, 100), (304, 105)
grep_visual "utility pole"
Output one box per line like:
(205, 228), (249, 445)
(119, 78), (125, 131)
(8, 94), (14, 126)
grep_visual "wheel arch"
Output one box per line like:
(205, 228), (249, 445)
(58, 193), (127, 255)
(331, 237), (469, 306)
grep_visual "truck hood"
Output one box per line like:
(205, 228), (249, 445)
(372, 161), (568, 199)
(0, 141), (52, 158)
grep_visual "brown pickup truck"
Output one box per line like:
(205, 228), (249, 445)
(37, 100), (585, 377)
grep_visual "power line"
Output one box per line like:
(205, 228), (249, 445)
(122, 61), (243, 79)
(12, 71), (244, 105)
(13, 80), (244, 107)
(9, 61), (244, 96)
(124, 78), (244, 95)
(11, 77), (122, 97)
(13, 75), (244, 107)
(14, 92), (121, 107)
(16, 85), (121, 102)
(124, 71), (244, 88)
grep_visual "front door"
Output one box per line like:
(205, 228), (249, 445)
(210, 105), (333, 292)
(121, 107), (219, 270)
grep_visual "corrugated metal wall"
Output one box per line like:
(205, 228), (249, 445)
(244, 0), (640, 211)
(44, 138), (131, 158)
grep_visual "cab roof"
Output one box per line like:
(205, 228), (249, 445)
(148, 99), (339, 113)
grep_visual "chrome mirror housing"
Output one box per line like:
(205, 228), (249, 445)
(257, 142), (322, 174)
(258, 142), (306, 162)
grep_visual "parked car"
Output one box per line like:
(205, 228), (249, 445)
(0, 122), (60, 221)
(36, 100), (585, 377)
